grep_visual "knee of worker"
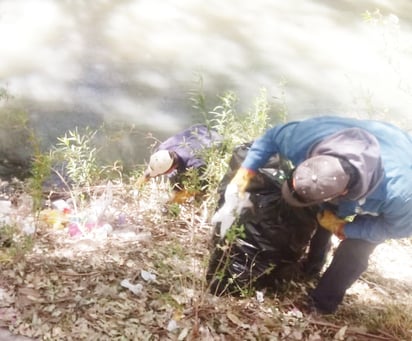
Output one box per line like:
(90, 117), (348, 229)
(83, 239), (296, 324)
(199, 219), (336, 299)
(334, 238), (378, 272)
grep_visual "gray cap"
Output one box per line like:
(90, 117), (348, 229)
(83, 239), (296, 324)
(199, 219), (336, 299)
(282, 155), (350, 207)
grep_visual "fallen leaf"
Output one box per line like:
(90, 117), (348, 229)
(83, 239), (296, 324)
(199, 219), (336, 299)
(334, 325), (347, 340)
(178, 327), (189, 340)
(227, 312), (250, 329)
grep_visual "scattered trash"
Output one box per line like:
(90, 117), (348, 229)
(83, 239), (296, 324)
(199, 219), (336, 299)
(51, 199), (71, 214)
(68, 221), (113, 238)
(89, 181), (113, 220)
(39, 208), (70, 230)
(93, 223), (113, 238)
(38, 183), (117, 238)
(120, 279), (143, 295)
(68, 222), (81, 237)
(256, 291), (264, 303)
(166, 319), (178, 332)
(141, 270), (156, 282)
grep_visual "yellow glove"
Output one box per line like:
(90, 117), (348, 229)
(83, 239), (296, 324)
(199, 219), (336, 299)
(170, 190), (198, 204)
(136, 173), (150, 188)
(317, 210), (346, 239)
(230, 167), (256, 195)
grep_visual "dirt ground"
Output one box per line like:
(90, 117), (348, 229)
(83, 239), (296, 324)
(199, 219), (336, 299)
(0, 328), (32, 341)
(1, 181), (412, 340)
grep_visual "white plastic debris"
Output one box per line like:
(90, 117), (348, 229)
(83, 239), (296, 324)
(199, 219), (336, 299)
(120, 279), (143, 295)
(22, 222), (36, 235)
(256, 290), (264, 303)
(141, 270), (156, 282)
(167, 319), (178, 332)
(92, 223), (113, 239)
(90, 181), (113, 219)
(211, 183), (253, 238)
(51, 199), (70, 211)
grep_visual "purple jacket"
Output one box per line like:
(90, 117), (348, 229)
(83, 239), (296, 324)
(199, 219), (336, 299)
(157, 124), (222, 175)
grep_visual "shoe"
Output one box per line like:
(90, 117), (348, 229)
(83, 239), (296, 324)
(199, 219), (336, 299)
(300, 260), (322, 280)
(302, 295), (335, 316)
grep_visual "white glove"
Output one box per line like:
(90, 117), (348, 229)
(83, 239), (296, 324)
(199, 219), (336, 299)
(211, 183), (253, 238)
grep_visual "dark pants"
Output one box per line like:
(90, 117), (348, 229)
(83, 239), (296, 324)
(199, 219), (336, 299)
(307, 228), (379, 314)
(304, 227), (333, 276)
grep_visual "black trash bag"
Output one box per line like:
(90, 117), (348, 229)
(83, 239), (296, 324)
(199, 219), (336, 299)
(207, 143), (318, 296)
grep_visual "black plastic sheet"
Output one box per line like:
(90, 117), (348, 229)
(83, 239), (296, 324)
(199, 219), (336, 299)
(207, 143), (318, 295)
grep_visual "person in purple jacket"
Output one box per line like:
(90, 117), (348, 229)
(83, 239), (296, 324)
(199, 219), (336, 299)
(226, 115), (412, 314)
(140, 124), (221, 202)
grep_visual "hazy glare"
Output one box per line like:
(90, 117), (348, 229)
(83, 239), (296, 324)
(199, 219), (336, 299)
(1, 0), (412, 163)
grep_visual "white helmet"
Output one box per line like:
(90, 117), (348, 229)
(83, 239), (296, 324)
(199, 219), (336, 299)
(146, 150), (174, 177)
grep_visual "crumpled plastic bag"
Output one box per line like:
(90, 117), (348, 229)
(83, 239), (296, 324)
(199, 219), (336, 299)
(120, 279), (143, 295)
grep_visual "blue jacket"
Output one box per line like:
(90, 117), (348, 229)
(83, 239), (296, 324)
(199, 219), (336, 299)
(242, 115), (412, 243)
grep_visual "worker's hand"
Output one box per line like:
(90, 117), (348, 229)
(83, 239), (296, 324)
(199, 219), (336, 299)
(212, 189), (253, 238)
(214, 167), (255, 236)
(317, 210), (346, 239)
(169, 190), (197, 204)
(136, 173), (150, 188)
(229, 167), (256, 197)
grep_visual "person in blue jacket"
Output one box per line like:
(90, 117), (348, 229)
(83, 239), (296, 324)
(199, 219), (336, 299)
(139, 124), (222, 202)
(227, 115), (412, 314)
